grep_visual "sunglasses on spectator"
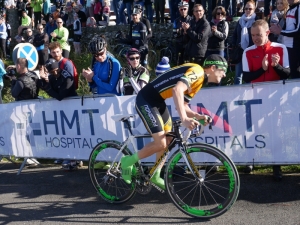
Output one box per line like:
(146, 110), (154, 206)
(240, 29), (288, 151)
(194, 10), (203, 12)
(216, 12), (224, 15)
(129, 56), (140, 61)
(38, 28), (43, 30)
(57, 21), (63, 24)
(94, 50), (106, 57)
(180, 8), (188, 11)
(245, 8), (253, 11)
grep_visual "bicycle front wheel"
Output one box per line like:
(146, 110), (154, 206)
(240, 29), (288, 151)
(89, 140), (137, 204)
(165, 143), (240, 218)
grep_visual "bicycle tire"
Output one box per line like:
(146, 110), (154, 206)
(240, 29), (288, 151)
(89, 140), (137, 204)
(165, 143), (240, 218)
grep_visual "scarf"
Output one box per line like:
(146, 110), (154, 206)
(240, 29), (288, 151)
(239, 13), (256, 50)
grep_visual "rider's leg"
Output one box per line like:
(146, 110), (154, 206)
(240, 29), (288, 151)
(121, 131), (167, 184)
(150, 136), (173, 190)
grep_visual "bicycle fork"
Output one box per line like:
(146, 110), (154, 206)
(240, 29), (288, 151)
(180, 147), (204, 183)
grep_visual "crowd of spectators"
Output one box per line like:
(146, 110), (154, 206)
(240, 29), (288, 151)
(0, 0), (299, 176)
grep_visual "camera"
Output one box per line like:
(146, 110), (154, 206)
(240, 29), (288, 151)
(4, 68), (17, 80)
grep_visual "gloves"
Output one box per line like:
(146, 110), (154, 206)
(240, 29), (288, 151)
(125, 66), (133, 78)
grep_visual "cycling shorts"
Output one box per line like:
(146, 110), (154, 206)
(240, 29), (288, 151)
(135, 84), (172, 134)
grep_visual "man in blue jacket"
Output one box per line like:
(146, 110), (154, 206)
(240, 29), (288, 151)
(82, 36), (121, 95)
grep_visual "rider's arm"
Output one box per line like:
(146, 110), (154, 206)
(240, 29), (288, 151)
(172, 81), (190, 121)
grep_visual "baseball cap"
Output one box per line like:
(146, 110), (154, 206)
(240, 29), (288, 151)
(203, 54), (228, 73)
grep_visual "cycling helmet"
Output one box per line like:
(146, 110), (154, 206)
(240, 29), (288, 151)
(45, 58), (59, 72)
(178, 1), (189, 8)
(88, 36), (107, 54)
(126, 48), (140, 58)
(134, 4), (143, 12)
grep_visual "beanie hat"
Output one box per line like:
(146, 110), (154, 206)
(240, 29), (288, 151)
(203, 54), (228, 73)
(155, 57), (171, 76)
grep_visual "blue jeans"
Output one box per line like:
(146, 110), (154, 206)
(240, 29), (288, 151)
(119, 2), (132, 24)
(145, 3), (153, 23)
(234, 61), (243, 85)
(205, 50), (225, 57)
(112, 0), (121, 24)
(0, 85), (3, 104)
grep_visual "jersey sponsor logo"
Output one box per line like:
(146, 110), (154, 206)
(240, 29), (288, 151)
(140, 105), (158, 128)
(153, 73), (183, 88)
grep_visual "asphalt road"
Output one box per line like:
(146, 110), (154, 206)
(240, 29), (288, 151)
(0, 162), (300, 225)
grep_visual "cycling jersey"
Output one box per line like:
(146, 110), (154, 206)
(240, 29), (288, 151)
(150, 63), (205, 103)
(135, 63), (205, 134)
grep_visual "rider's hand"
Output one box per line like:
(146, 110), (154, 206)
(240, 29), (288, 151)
(194, 114), (211, 126)
(182, 117), (199, 130)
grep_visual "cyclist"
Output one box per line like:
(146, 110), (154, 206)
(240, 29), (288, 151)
(173, 1), (192, 65)
(121, 54), (228, 190)
(82, 36), (122, 95)
(123, 48), (150, 95)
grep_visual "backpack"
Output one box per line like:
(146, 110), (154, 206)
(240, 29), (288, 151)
(59, 58), (79, 89)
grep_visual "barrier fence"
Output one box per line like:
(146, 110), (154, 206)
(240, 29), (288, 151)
(0, 80), (300, 165)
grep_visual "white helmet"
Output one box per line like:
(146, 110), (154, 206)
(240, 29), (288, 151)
(178, 1), (189, 8)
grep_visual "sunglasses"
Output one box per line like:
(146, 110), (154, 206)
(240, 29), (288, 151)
(180, 8), (188, 11)
(129, 56), (140, 61)
(194, 10), (203, 12)
(57, 21), (63, 24)
(216, 12), (224, 15)
(245, 8), (253, 11)
(38, 28), (43, 30)
(94, 50), (106, 57)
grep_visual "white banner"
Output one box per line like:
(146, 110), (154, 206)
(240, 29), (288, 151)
(0, 80), (300, 164)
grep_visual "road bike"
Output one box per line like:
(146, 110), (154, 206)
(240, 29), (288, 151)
(88, 114), (240, 219)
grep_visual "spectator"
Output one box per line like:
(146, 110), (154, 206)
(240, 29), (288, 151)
(38, 58), (77, 100)
(25, 0), (33, 20)
(102, 0), (110, 25)
(48, 42), (73, 74)
(242, 20), (290, 181)
(144, 0), (153, 23)
(65, 2), (75, 40)
(124, 8), (148, 66)
(155, 56), (171, 76)
(170, 0), (181, 23)
(82, 36), (121, 95)
(183, 4), (211, 66)
(16, 0), (26, 25)
(8, 58), (39, 101)
(0, 61), (6, 104)
(53, 8), (60, 20)
(201, 0), (218, 21)
(264, 0), (276, 19)
(154, 0), (165, 24)
(74, 5), (87, 27)
(17, 10), (32, 37)
(231, 0), (257, 85)
(206, 6), (229, 57)
(5, 0), (16, 9)
(31, 0), (43, 28)
(0, 17), (7, 59)
(93, 0), (102, 24)
(86, 16), (97, 27)
(123, 48), (150, 95)
(51, 18), (70, 58)
(73, 13), (82, 54)
(86, 0), (94, 18)
(45, 15), (57, 42)
(55, 0), (63, 11)
(6, 19), (11, 59)
(33, 24), (49, 75)
(269, 0), (289, 43)
(42, 0), (51, 23)
(173, 1), (192, 65)
(271, 0), (300, 79)
(222, 0), (238, 17)
(24, 28), (34, 43)
(112, 0), (121, 24)
(119, 0), (133, 24)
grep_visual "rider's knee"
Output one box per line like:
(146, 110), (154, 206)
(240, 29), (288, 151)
(154, 138), (168, 150)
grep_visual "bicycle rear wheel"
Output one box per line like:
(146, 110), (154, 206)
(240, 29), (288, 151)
(165, 143), (240, 218)
(89, 140), (137, 204)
